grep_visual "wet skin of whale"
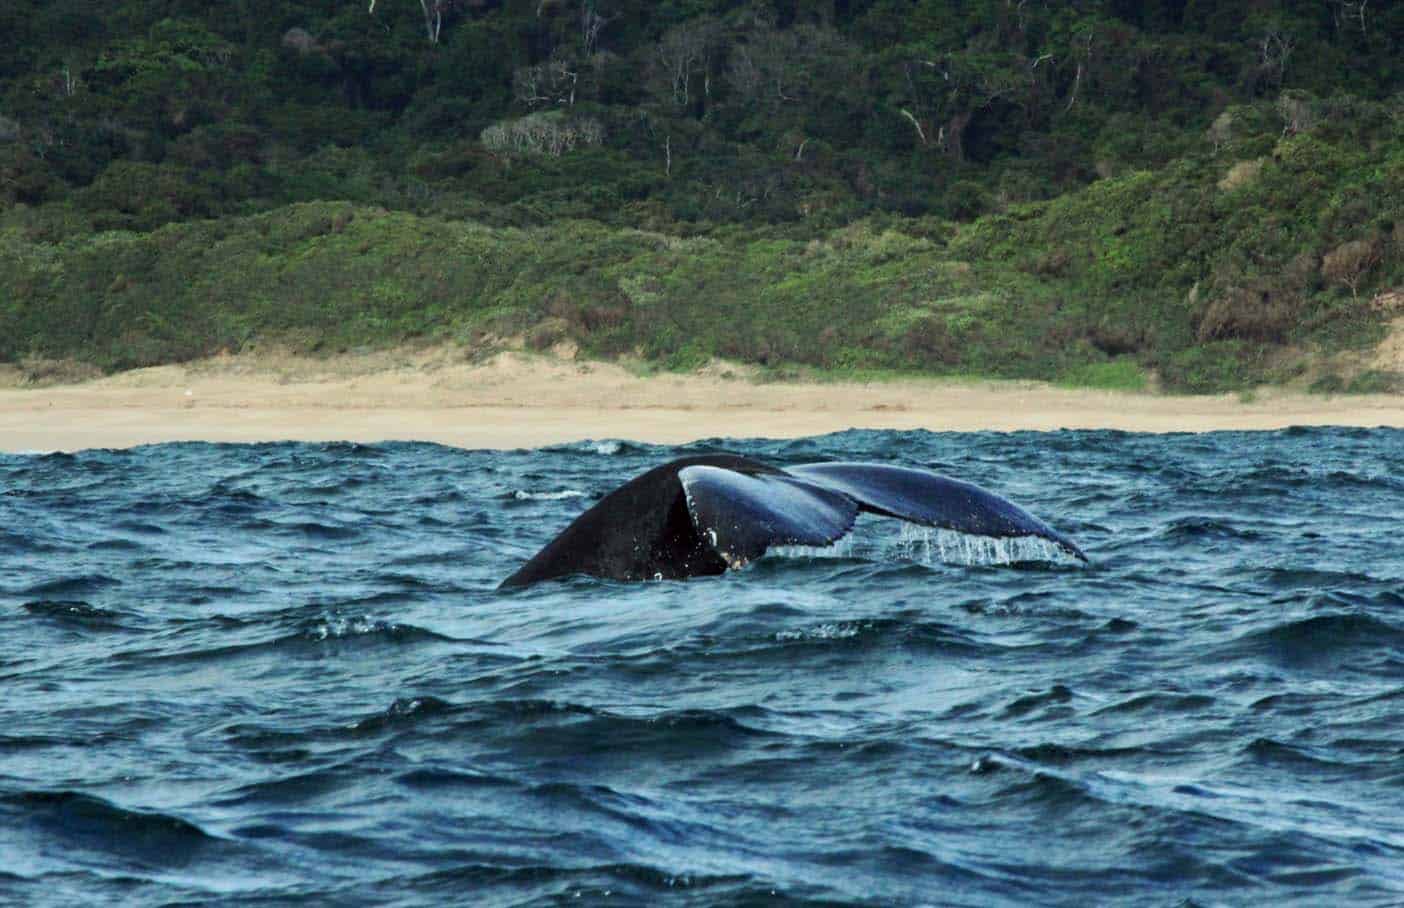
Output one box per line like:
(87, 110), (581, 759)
(499, 455), (1086, 588)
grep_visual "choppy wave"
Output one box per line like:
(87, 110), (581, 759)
(2, 429), (1403, 906)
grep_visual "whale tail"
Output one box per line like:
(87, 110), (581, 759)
(500, 456), (1085, 588)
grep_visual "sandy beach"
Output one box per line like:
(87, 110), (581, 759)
(1, 347), (1402, 453)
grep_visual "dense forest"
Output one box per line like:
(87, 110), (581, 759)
(2, 0), (1402, 391)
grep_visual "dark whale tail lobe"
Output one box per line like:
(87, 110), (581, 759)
(676, 465), (860, 569)
(499, 456), (1086, 588)
(783, 462), (1087, 562)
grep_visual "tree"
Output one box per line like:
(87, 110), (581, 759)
(1255, 27), (1295, 91)
(513, 2), (617, 109)
(725, 20), (853, 118)
(86, 19), (239, 137)
(650, 18), (721, 113)
(480, 110), (604, 156)
(889, 49), (1028, 161)
(515, 51), (579, 107)
(1322, 239), (1379, 301)
(580, 0), (610, 57)
(368, 0), (459, 45)
(1329, 0), (1371, 39)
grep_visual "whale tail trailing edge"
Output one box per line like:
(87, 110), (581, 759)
(499, 456), (1086, 588)
(784, 462), (1087, 562)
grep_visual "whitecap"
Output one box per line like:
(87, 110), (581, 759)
(307, 615), (382, 640)
(775, 622), (868, 642)
(512, 489), (587, 501)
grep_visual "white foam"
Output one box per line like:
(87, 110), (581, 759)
(770, 534), (860, 560)
(512, 489), (586, 501)
(308, 616), (381, 640)
(775, 622), (866, 642)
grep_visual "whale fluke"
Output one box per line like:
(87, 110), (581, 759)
(784, 462), (1086, 561)
(499, 455), (1086, 588)
(678, 465), (859, 570)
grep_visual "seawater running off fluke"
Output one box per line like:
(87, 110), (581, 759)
(498, 455), (1086, 588)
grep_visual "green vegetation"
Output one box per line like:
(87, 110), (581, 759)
(1057, 361), (1148, 393)
(2, 1), (1402, 391)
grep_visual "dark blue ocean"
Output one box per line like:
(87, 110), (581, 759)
(2, 428), (1402, 906)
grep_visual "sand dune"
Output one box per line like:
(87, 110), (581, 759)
(1, 348), (1401, 453)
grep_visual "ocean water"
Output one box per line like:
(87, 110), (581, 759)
(1, 428), (1401, 906)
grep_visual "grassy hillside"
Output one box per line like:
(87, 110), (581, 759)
(5, 90), (1400, 392)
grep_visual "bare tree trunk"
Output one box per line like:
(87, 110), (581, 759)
(419, 0), (444, 44)
(581, 1), (609, 56)
(945, 111), (970, 161)
(1332, 0), (1371, 38)
(368, 0), (446, 45)
(899, 109), (928, 146)
(1258, 30), (1294, 88)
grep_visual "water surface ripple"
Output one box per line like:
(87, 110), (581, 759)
(1, 429), (1402, 905)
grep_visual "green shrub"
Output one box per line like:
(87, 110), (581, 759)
(1345, 370), (1402, 394)
(1058, 360), (1149, 392)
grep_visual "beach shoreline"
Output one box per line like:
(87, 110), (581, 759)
(2, 348), (1401, 453)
